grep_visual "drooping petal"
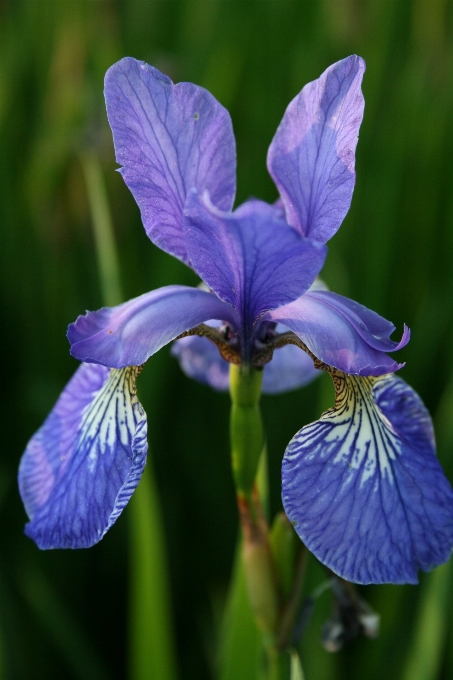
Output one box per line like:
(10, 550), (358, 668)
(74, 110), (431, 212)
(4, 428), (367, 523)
(267, 55), (365, 243)
(68, 285), (239, 368)
(19, 363), (148, 549)
(171, 325), (320, 394)
(265, 290), (408, 376)
(184, 192), (326, 329)
(105, 57), (236, 263)
(282, 372), (453, 584)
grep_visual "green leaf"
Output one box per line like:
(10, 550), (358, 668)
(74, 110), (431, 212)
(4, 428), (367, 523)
(290, 650), (305, 680)
(401, 562), (452, 680)
(82, 152), (123, 308)
(217, 542), (263, 680)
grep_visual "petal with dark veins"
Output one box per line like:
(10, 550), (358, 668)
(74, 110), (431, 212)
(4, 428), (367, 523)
(282, 372), (453, 584)
(19, 363), (148, 549)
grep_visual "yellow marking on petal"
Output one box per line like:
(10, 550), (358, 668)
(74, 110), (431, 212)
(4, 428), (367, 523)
(176, 323), (241, 364)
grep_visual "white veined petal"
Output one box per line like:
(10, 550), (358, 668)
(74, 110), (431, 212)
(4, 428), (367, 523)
(282, 370), (453, 584)
(19, 364), (148, 549)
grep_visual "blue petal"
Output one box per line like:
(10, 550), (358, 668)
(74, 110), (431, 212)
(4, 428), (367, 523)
(184, 192), (326, 329)
(262, 342), (320, 394)
(171, 333), (230, 391)
(266, 290), (408, 376)
(171, 326), (320, 394)
(19, 363), (148, 549)
(282, 372), (453, 584)
(267, 56), (365, 243)
(68, 285), (239, 368)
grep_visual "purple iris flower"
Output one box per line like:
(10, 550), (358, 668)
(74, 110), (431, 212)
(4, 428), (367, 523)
(19, 56), (453, 585)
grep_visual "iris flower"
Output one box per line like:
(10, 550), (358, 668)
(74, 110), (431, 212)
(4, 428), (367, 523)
(19, 55), (453, 585)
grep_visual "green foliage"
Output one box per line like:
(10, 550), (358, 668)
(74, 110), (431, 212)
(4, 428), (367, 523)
(2, 0), (453, 678)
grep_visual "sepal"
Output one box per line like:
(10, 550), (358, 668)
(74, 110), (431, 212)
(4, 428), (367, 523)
(282, 371), (453, 584)
(19, 363), (148, 549)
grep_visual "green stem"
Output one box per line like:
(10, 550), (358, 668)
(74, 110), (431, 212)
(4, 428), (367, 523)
(277, 544), (308, 651)
(229, 364), (264, 497)
(229, 364), (290, 679)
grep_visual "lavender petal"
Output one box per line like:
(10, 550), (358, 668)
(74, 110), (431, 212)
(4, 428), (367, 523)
(184, 192), (326, 329)
(171, 324), (320, 394)
(68, 285), (239, 368)
(265, 290), (408, 376)
(268, 55), (365, 243)
(105, 57), (236, 263)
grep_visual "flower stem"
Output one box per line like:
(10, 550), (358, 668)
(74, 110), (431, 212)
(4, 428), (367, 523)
(229, 363), (265, 498)
(229, 364), (291, 679)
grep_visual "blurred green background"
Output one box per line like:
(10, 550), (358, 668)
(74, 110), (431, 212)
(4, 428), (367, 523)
(1, 0), (453, 678)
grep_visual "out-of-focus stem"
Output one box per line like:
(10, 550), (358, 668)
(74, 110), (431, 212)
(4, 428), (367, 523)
(277, 543), (308, 651)
(81, 152), (122, 307)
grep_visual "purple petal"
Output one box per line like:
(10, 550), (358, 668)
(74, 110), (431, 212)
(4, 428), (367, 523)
(282, 373), (453, 584)
(312, 291), (410, 352)
(105, 57), (236, 263)
(267, 55), (365, 243)
(265, 290), (408, 376)
(171, 333), (230, 391)
(171, 324), (320, 394)
(262, 341), (320, 393)
(19, 363), (148, 549)
(68, 285), (239, 368)
(184, 192), (326, 329)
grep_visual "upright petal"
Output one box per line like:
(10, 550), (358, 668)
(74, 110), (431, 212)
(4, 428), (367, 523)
(265, 290), (409, 376)
(68, 285), (239, 368)
(19, 363), (148, 549)
(105, 57), (236, 263)
(267, 56), (365, 243)
(184, 192), (326, 329)
(282, 372), (453, 584)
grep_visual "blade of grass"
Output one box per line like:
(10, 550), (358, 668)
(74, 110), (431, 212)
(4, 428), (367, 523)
(290, 650), (305, 680)
(401, 562), (452, 680)
(81, 152), (122, 308)
(128, 465), (179, 680)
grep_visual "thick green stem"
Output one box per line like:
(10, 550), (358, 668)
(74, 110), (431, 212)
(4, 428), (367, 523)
(229, 364), (283, 674)
(229, 364), (265, 497)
